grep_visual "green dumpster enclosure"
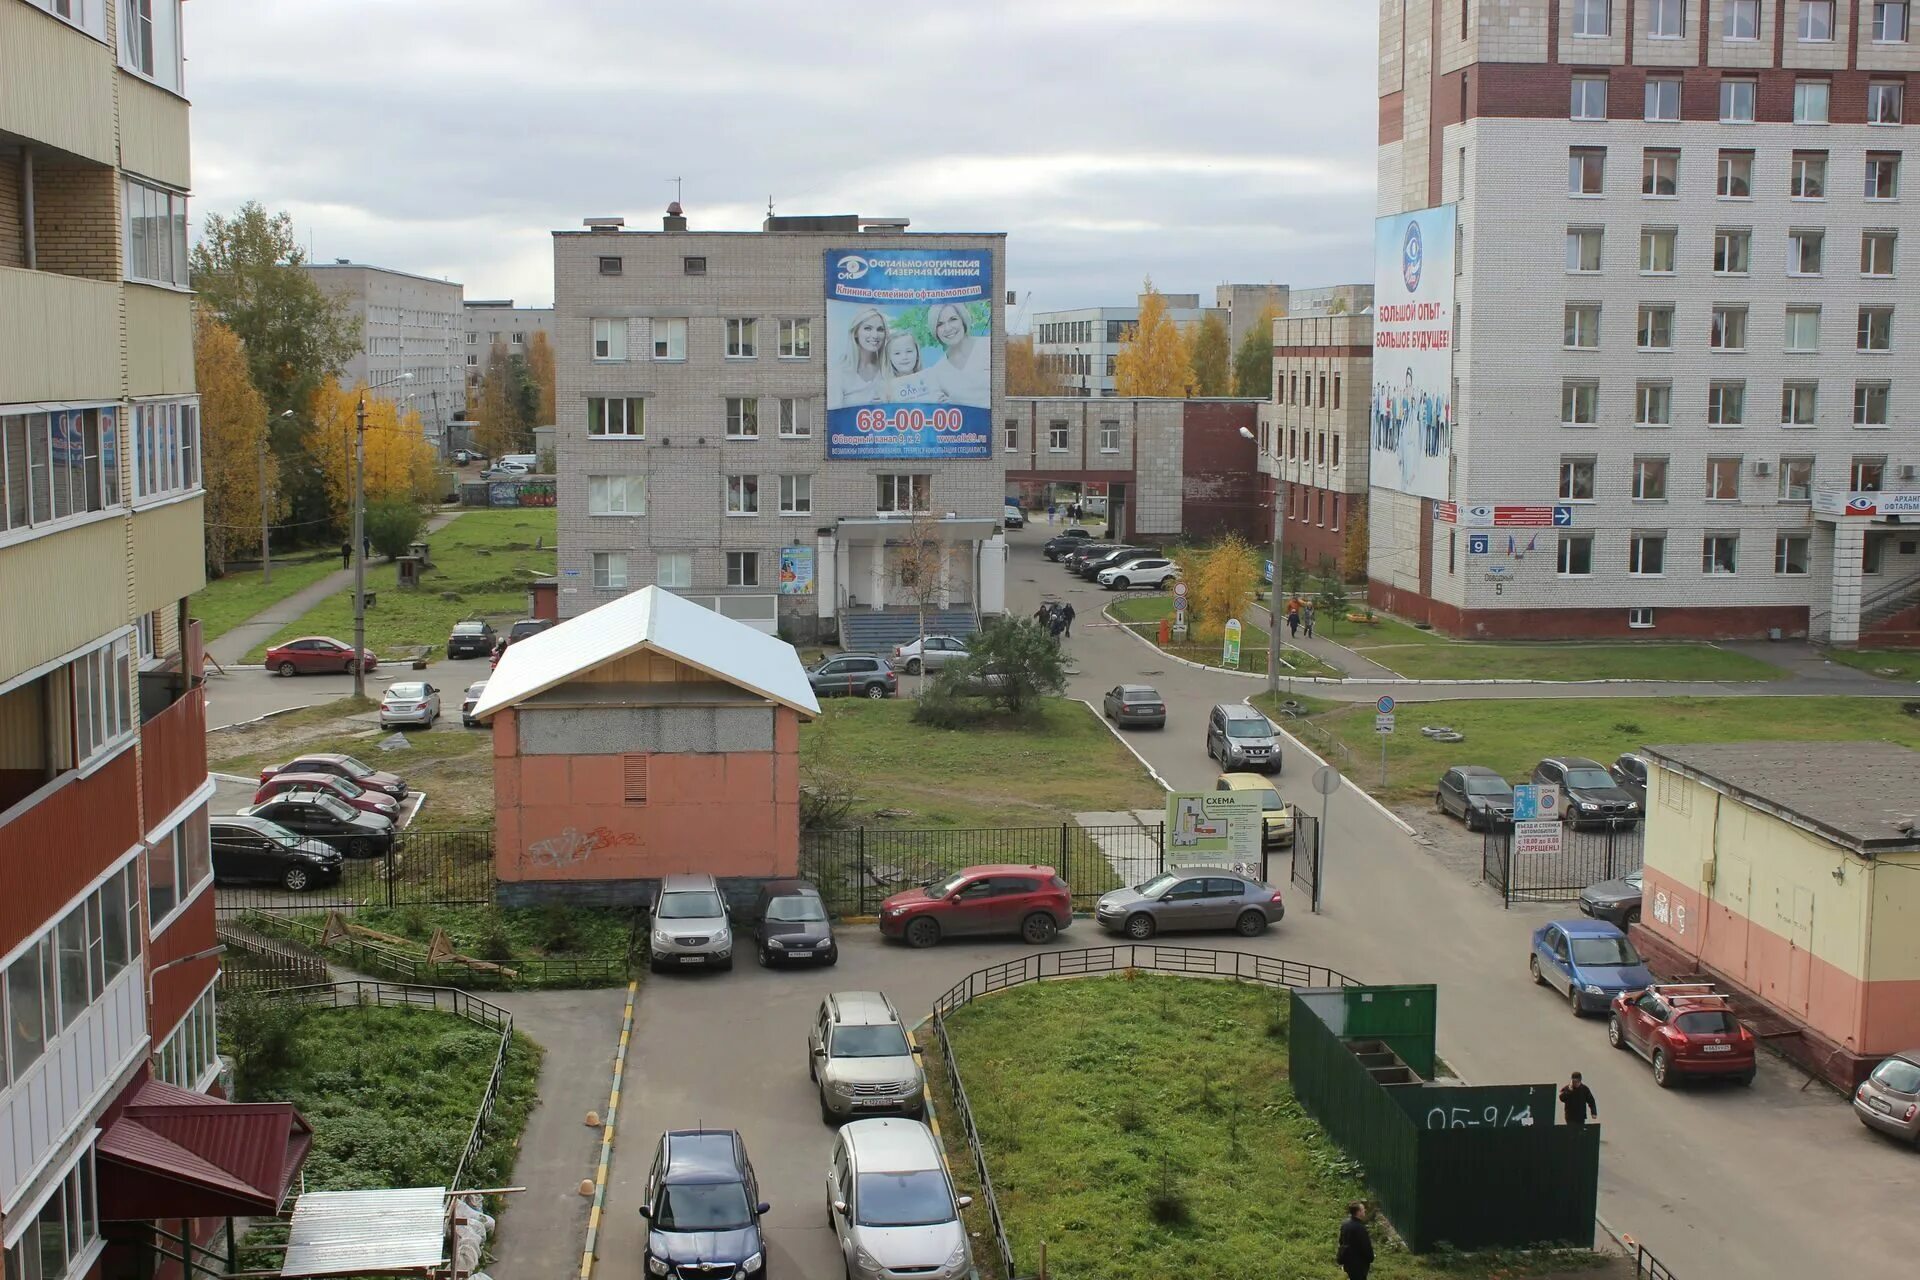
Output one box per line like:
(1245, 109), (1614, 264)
(1289, 985), (1598, 1253)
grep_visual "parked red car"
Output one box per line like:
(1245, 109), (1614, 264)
(265, 636), (378, 676)
(254, 771), (399, 818)
(259, 752), (407, 800)
(879, 864), (1072, 949)
(1608, 983), (1757, 1088)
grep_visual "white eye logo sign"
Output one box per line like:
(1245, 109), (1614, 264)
(837, 256), (870, 281)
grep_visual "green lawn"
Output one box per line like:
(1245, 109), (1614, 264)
(1106, 596), (1342, 679)
(932, 976), (1591, 1280)
(194, 552), (344, 641)
(275, 904), (637, 988)
(1329, 613), (1786, 682)
(1825, 649), (1920, 682)
(245, 509), (556, 662)
(801, 697), (1163, 829)
(1258, 693), (1920, 807)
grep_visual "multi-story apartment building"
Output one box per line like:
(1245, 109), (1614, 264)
(1374, 0), (1920, 642)
(1032, 292), (1226, 396)
(1, 2), (308, 1275)
(1259, 311), (1375, 573)
(462, 298), (556, 403)
(304, 260), (464, 450)
(553, 209), (1008, 648)
(1214, 283), (1291, 354)
(1287, 282), (1376, 318)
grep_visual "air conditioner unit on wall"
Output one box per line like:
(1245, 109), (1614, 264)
(1901, 464), (1918, 480)
(1754, 459), (1773, 476)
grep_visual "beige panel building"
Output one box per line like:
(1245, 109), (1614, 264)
(1259, 310), (1374, 576)
(463, 298), (557, 403)
(303, 260), (465, 449)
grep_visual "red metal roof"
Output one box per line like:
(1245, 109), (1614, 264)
(97, 1077), (313, 1220)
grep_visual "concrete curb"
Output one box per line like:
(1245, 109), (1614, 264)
(1263, 714), (1418, 839)
(207, 702), (310, 733)
(1077, 697), (1173, 794)
(1105, 606), (1341, 683)
(578, 979), (638, 1280)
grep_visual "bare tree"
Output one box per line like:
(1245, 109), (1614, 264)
(889, 501), (948, 693)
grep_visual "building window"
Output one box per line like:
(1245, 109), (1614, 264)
(1557, 533), (1594, 576)
(1799, 0), (1836, 39)
(1713, 228), (1752, 274)
(66, 633), (133, 769)
(1779, 456), (1815, 500)
(1642, 148), (1679, 193)
(778, 318), (812, 359)
(1630, 532), (1667, 575)
(1644, 82), (1681, 124)
(155, 983), (219, 1091)
(1648, 0), (1685, 36)
(1862, 230), (1898, 276)
(2, 1148), (99, 1280)
(1, 407), (122, 533)
(1562, 381), (1600, 426)
(1782, 381), (1820, 425)
(131, 400), (199, 502)
(1793, 81), (1831, 124)
(1332, 436), (1342, 467)
(591, 552), (628, 590)
(1874, 1), (1909, 41)
(1864, 155), (1901, 204)
(876, 474), (931, 513)
(1333, 373), (1342, 409)
(1098, 420), (1120, 452)
(1869, 81), (1907, 126)
(726, 397), (761, 439)
(778, 473), (812, 515)
(1774, 533), (1811, 575)
(1563, 304), (1601, 349)
(1853, 455), (1888, 489)
(1632, 455), (1669, 500)
(652, 318), (688, 361)
(1636, 305), (1674, 350)
(591, 318), (627, 362)
(1573, 0), (1610, 36)
(1717, 150), (1754, 198)
(1724, 0), (1759, 38)
(1788, 229), (1825, 276)
(1703, 534), (1740, 574)
(146, 805), (210, 930)
(587, 397), (643, 438)
(1708, 381), (1747, 425)
(466, 332), (477, 344)
(1855, 382), (1891, 427)
(1638, 227), (1675, 274)
(598, 256), (623, 276)
(466, 354), (478, 367)
(778, 398), (812, 438)
(1707, 456), (1743, 501)
(1047, 421), (1068, 452)
(587, 474), (646, 515)
(1572, 76), (1609, 119)
(725, 474), (760, 515)
(1710, 305), (1748, 351)
(1858, 306), (1895, 351)
(1569, 147), (1606, 194)
(511, 332), (524, 346)
(1720, 78), (1757, 122)
(725, 552), (760, 588)
(123, 178), (189, 288)
(1791, 151), (1828, 198)
(1558, 457), (1597, 501)
(1785, 306), (1822, 352)
(1003, 420), (1018, 452)
(1569, 227), (1605, 272)
(724, 318), (758, 358)
(1636, 382), (1673, 426)
(656, 553), (692, 589)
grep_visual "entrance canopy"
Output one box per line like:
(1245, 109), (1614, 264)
(96, 1077), (312, 1220)
(835, 516), (997, 544)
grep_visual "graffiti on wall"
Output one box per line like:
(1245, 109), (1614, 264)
(522, 825), (642, 871)
(1651, 888), (1688, 936)
(490, 480), (556, 508)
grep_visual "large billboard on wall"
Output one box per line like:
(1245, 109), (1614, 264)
(1370, 205), (1456, 500)
(825, 248), (993, 459)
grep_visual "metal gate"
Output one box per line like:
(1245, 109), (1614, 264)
(214, 829), (495, 917)
(1482, 823), (1644, 906)
(1289, 810), (1322, 911)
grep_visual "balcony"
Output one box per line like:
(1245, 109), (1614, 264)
(0, 267), (120, 403)
(0, 746), (141, 954)
(0, 1), (116, 166)
(139, 676), (206, 827)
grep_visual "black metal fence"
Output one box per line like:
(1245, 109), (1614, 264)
(1482, 823), (1644, 906)
(1630, 1242), (1680, 1279)
(802, 823), (1165, 915)
(1289, 812), (1321, 909)
(215, 828), (495, 917)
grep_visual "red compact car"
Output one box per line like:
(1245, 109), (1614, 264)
(879, 864), (1072, 949)
(254, 771), (399, 818)
(259, 752), (407, 800)
(1608, 983), (1757, 1088)
(265, 636), (378, 676)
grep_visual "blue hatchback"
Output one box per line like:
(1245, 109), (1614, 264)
(1529, 918), (1653, 1016)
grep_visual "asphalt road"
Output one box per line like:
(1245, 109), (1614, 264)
(203, 655), (496, 730)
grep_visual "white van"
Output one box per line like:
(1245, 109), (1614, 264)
(827, 1118), (972, 1279)
(497, 453), (539, 471)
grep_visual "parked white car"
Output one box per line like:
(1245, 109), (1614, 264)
(1098, 557), (1180, 590)
(892, 635), (970, 675)
(379, 681), (441, 729)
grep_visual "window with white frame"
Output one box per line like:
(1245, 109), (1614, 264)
(1789, 229), (1824, 275)
(511, 332), (524, 346)
(1703, 533), (1739, 574)
(120, 0), (183, 94)
(2, 1147), (98, 1280)
(1853, 455), (1888, 489)
(656, 553), (692, 589)
(777, 398), (811, 438)
(146, 802), (210, 929)
(1644, 81), (1680, 123)
(1643, 148), (1679, 193)
(1633, 455), (1669, 500)
(1855, 382), (1891, 426)
(726, 551), (760, 587)
(1569, 147), (1606, 194)
(1866, 153), (1901, 200)
(725, 474), (760, 515)
(587, 397), (643, 438)
(1563, 303), (1602, 349)
(724, 318), (758, 358)
(1794, 81), (1831, 124)
(1558, 456), (1596, 501)
(155, 982), (219, 1091)
(1557, 533), (1594, 576)
(1098, 420), (1120, 452)
(1862, 230), (1897, 276)
(27, 0), (108, 38)
(1562, 381), (1599, 425)
(1714, 228), (1752, 274)
(466, 332), (477, 345)
(1639, 227), (1674, 273)
(587, 474), (646, 515)
(1720, 78), (1756, 123)
(1799, 1), (1835, 40)
(1774, 533), (1811, 575)
(1569, 226), (1604, 272)
(1003, 420), (1018, 452)
(69, 633), (134, 768)
(1874, 0), (1909, 41)
(1708, 381), (1747, 425)
(130, 398), (198, 503)
(1648, 0), (1685, 36)
(1572, 76), (1609, 120)
(1724, 0), (1759, 38)
(876, 474), (931, 513)
(724, 397), (759, 439)
(778, 319), (812, 359)
(1792, 151), (1828, 198)
(778, 473), (812, 515)
(1869, 82), (1905, 124)
(1710, 305), (1748, 350)
(1718, 150), (1754, 197)
(1637, 381), (1673, 425)
(1047, 421), (1068, 452)
(591, 319), (628, 362)
(123, 177), (188, 288)
(1, 407), (120, 535)
(1706, 456), (1743, 501)
(591, 552), (628, 590)
(4, 860), (141, 1088)
(1629, 532), (1666, 575)
(1782, 381), (1819, 425)
(1637, 305), (1674, 350)
(1779, 456), (1815, 500)
(652, 318), (688, 360)
(1573, 0), (1610, 36)
(1859, 306), (1895, 351)
(1785, 306), (1822, 352)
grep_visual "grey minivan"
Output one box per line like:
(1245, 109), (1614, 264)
(1205, 702), (1281, 773)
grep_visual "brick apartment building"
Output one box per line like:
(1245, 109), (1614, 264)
(1259, 310), (1374, 575)
(462, 298), (556, 404)
(304, 260), (465, 451)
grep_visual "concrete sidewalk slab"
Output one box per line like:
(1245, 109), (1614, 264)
(1075, 808), (1166, 886)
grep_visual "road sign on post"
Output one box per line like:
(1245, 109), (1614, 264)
(1310, 765), (1342, 914)
(1222, 618), (1242, 668)
(1172, 581), (1188, 641)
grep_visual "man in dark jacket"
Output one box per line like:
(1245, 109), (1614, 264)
(1060, 602), (1076, 637)
(1560, 1071), (1598, 1127)
(340, 541), (352, 569)
(1336, 1201), (1374, 1280)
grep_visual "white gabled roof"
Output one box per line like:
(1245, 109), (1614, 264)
(470, 586), (820, 721)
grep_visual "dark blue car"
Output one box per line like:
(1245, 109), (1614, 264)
(640, 1130), (769, 1279)
(1529, 918), (1653, 1016)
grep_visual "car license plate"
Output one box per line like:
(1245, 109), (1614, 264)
(677, 955), (703, 964)
(1870, 1096), (1893, 1114)
(788, 946), (812, 954)
(1701, 1044), (1731, 1053)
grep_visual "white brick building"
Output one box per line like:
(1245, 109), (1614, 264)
(304, 260), (464, 449)
(462, 298), (556, 402)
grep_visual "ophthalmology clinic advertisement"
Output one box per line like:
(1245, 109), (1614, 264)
(825, 248), (993, 459)
(1370, 204), (1456, 501)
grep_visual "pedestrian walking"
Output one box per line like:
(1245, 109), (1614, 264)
(1335, 1201), (1374, 1280)
(1049, 615), (1066, 644)
(339, 541), (352, 570)
(1034, 603), (1053, 629)
(362, 533), (372, 558)
(1287, 610), (1300, 638)
(1559, 1071), (1598, 1127)
(1047, 502), (1057, 525)
(1304, 605), (1316, 639)
(1060, 602), (1076, 637)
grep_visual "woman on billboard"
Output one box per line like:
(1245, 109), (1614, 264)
(835, 306), (890, 408)
(926, 302), (988, 407)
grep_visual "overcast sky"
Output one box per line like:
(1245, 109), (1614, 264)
(188, 1), (1376, 325)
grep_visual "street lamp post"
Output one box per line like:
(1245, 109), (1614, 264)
(259, 409), (293, 584)
(1241, 426), (1289, 700)
(352, 393), (368, 700)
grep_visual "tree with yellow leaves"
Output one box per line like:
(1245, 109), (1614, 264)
(525, 330), (557, 425)
(195, 311), (278, 573)
(1186, 534), (1259, 643)
(1187, 312), (1231, 396)
(305, 380), (440, 530)
(1114, 279), (1192, 397)
(1006, 335), (1068, 396)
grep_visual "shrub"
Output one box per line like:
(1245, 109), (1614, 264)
(537, 902), (580, 953)
(224, 990), (307, 1095)
(475, 910), (514, 964)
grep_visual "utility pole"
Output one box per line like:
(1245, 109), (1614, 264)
(352, 393), (368, 700)
(1268, 487), (1286, 700)
(258, 430), (271, 585)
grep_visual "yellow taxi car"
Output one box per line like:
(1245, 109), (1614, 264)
(1215, 772), (1294, 850)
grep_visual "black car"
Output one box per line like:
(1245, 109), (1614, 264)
(640, 1130), (769, 1280)
(1041, 529), (1094, 560)
(1061, 542), (1125, 573)
(749, 879), (836, 966)
(1435, 766), (1515, 831)
(807, 654), (897, 699)
(1609, 753), (1650, 808)
(1532, 756), (1642, 828)
(240, 790), (397, 857)
(446, 619), (497, 659)
(508, 618), (554, 644)
(1579, 869), (1645, 929)
(209, 816), (344, 891)
(1075, 547), (1150, 579)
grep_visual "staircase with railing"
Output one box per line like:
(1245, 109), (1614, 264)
(837, 608), (980, 654)
(1811, 572), (1920, 645)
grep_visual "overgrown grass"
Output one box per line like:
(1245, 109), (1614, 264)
(1333, 614), (1786, 682)
(194, 551), (344, 641)
(936, 976), (1592, 1279)
(1105, 596), (1343, 679)
(1824, 648), (1920, 682)
(271, 904), (638, 989)
(246, 509), (556, 662)
(1255, 693), (1920, 807)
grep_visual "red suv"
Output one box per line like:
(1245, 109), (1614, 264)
(880, 864), (1072, 949)
(1608, 983), (1757, 1088)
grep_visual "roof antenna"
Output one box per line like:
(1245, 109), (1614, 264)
(673, 176), (683, 204)
(767, 194), (775, 218)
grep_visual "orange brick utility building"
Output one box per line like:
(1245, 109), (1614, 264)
(472, 586), (820, 906)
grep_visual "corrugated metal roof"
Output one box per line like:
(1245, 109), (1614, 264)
(97, 1077), (313, 1219)
(472, 585), (820, 721)
(280, 1186), (448, 1278)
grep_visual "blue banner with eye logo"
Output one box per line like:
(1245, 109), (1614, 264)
(825, 248), (993, 459)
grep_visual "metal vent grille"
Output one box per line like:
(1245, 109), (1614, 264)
(623, 754), (649, 804)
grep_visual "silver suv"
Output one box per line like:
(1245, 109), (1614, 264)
(1206, 702), (1281, 773)
(827, 1118), (972, 1280)
(809, 992), (925, 1124)
(649, 874), (734, 972)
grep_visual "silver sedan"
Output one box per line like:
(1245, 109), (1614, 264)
(379, 681), (441, 729)
(1094, 869), (1285, 940)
